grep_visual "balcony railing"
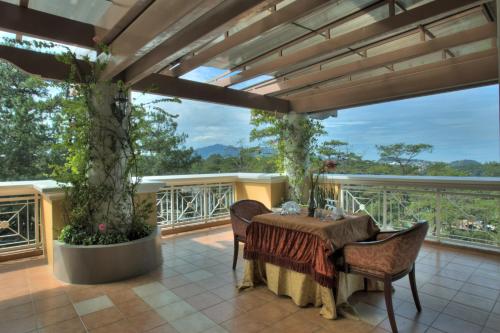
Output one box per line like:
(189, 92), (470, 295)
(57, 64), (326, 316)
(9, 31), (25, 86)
(156, 183), (234, 228)
(325, 175), (500, 252)
(0, 193), (41, 253)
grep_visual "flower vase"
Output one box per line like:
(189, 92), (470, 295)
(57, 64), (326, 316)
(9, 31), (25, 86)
(307, 189), (316, 217)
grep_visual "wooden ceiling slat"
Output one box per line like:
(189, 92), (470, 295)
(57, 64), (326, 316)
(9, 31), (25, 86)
(214, 0), (487, 88)
(288, 49), (497, 112)
(248, 23), (496, 95)
(0, 1), (95, 49)
(171, 0), (332, 78)
(123, 0), (272, 85)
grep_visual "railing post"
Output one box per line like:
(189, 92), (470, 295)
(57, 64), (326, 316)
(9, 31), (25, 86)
(382, 190), (388, 230)
(34, 193), (40, 248)
(170, 187), (175, 228)
(435, 190), (442, 242)
(203, 184), (209, 224)
(339, 184), (344, 210)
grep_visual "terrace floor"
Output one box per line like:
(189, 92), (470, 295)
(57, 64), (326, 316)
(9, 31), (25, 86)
(0, 225), (499, 333)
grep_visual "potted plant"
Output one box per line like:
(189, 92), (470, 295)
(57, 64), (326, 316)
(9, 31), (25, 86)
(44, 45), (163, 283)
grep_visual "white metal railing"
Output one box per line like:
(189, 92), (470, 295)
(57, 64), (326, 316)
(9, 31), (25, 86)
(0, 193), (42, 253)
(324, 175), (500, 251)
(156, 183), (234, 228)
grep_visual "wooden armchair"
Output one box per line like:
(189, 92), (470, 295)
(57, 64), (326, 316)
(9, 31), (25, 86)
(343, 222), (429, 333)
(229, 200), (271, 269)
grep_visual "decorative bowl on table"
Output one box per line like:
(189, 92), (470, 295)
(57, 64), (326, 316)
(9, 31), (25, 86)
(280, 201), (301, 215)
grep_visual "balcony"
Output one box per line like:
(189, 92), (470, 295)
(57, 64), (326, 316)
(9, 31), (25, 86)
(0, 173), (499, 333)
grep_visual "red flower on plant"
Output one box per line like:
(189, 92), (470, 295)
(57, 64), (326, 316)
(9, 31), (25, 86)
(98, 223), (106, 233)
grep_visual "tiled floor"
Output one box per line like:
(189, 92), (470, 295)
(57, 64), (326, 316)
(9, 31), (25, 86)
(0, 225), (499, 333)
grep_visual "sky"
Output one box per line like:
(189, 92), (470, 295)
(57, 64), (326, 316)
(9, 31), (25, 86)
(133, 66), (500, 163)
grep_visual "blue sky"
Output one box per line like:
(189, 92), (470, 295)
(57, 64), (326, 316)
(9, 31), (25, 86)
(134, 66), (499, 163)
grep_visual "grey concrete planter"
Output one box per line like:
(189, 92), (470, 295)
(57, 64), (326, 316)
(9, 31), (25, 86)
(53, 227), (162, 284)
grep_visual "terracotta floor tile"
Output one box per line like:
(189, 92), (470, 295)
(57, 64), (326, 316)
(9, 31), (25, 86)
(171, 283), (206, 299)
(34, 293), (71, 313)
(378, 315), (428, 333)
(89, 319), (138, 333)
(210, 283), (239, 300)
(128, 309), (167, 332)
(453, 291), (496, 312)
(432, 313), (482, 333)
(81, 306), (124, 330)
(0, 301), (35, 323)
(443, 301), (490, 326)
(0, 314), (37, 333)
(66, 286), (104, 303)
(38, 318), (86, 333)
(115, 297), (151, 316)
(106, 288), (139, 305)
(202, 300), (245, 324)
(421, 283), (458, 300)
(36, 304), (78, 328)
(352, 302), (387, 326)
(185, 291), (224, 310)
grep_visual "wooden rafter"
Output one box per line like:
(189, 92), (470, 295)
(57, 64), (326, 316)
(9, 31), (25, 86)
(170, 0), (332, 78)
(251, 5), (484, 92)
(248, 23), (496, 95)
(0, 1), (95, 49)
(132, 74), (289, 113)
(123, 0), (273, 85)
(209, 0), (387, 83)
(0, 45), (288, 113)
(214, 0), (487, 88)
(288, 49), (497, 113)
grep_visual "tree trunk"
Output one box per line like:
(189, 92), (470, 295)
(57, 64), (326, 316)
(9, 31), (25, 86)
(87, 83), (133, 230)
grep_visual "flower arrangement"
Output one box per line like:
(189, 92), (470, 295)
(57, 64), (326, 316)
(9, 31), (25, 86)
(308, 160), (337, 217)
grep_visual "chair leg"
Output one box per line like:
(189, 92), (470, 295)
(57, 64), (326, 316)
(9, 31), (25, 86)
(232, 236), (239, 270)
(384, 275), (398, 333)
(409, 264), (422, 312)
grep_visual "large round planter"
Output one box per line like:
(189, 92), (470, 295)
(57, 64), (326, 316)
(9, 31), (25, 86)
(53, 227), (162, 284)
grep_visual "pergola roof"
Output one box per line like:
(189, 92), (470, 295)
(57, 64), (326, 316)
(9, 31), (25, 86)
(0, 0), (497, 114)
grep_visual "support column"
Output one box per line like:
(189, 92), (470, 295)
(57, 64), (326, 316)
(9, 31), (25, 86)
(497, 0), (500, 160)
(282, 112), (311, 203)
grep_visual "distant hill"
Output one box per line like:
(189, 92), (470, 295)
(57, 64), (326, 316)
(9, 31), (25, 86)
(194, 144), (239, 159)
(194, 144), (276, 159)
(450, 159), (483, 176)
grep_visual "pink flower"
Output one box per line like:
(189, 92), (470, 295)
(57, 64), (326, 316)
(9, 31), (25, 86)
(98, 223), (106, 233)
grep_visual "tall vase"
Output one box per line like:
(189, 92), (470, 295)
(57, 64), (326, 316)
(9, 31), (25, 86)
(307, 188), (316, 217)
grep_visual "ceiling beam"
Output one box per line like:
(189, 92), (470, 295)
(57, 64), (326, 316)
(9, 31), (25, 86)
(170, 0), (332, 78)
(248, 23), (496, 95)
(215, 0), (486, 87)
(132, 74), (290, 113)
(0, 45), (288, 113)
(0, 45), (90, 81)
(288, 49), (497, 113)
(0, 1), (95, 49)
(123, 0), (272, 85)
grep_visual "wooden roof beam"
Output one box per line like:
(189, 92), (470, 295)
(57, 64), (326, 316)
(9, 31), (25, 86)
(248, 23), (496, 95)
(0, 1), (96, 49)
(215, 0), (488, 88)
(170, 0), (332, 78)
(123, 0), (273, 85)
(0, 45), (288, 113)
(132, 74), (289, 113)
(288, 49), (497, 113)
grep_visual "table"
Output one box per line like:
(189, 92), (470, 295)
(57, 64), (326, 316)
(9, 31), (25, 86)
(239, 212), (382, 319)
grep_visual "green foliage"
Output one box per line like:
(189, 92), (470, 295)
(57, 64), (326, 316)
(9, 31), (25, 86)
(133, 98), (200, 175)
(376, 143), (433, 175)
(0, 62), (61, 180)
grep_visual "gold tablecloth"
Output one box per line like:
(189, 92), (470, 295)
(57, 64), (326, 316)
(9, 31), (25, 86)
(240, 259), (383, 319)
